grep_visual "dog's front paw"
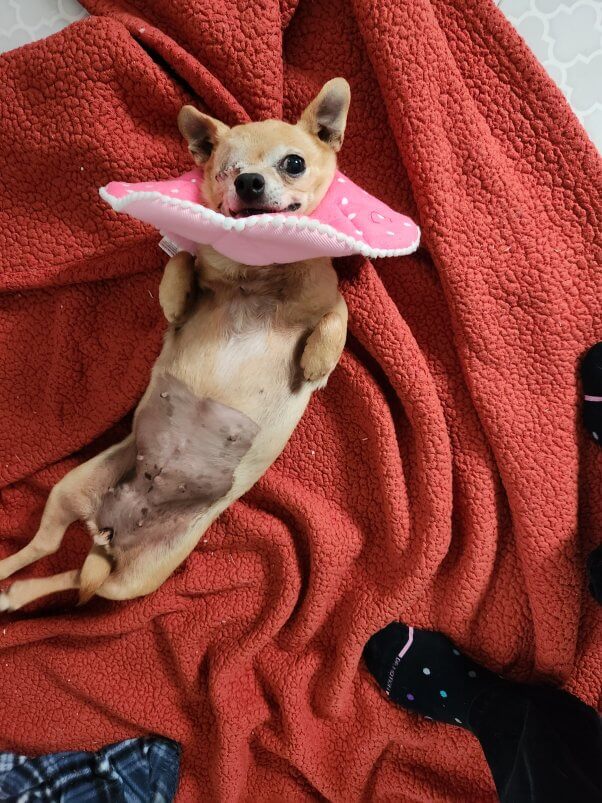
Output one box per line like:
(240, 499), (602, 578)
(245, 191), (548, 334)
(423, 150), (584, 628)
(300, 348), (331, 384)
(159, 252), (196, 323)
(0, 585), (19, 612)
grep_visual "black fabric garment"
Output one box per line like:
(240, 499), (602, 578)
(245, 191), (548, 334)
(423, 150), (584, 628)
(581, 342), (602, 445)
(581, 343), (602, 606)
(364, 623), (602, 803)
(0, 736), (181, 802)
(588, 544), (602, 604)
(470, 683), (602, 803)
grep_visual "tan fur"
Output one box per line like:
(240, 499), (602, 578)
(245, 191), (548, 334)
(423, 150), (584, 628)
(159, 250), (197, 323)
(178, 78), (349, 218)
(0, 80), (350, 611)
(78, 547), (112, 605)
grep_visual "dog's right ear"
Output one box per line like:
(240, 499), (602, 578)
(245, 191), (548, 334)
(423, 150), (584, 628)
(177, 106), (230, 164)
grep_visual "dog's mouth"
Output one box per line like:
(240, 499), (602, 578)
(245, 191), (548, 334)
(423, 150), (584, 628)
(230, 203), (302, 219)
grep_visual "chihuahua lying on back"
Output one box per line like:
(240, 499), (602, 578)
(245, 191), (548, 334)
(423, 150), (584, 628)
(0, 79), (350, 611)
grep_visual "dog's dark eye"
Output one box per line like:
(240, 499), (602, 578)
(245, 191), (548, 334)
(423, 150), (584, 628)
(282, 155), (305, 175)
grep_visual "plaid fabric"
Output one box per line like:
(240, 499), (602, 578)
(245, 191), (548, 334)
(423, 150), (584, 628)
(0, 737), (180, 802)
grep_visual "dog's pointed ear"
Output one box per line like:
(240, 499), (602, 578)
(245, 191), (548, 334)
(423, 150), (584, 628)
(299, 78), (350, 151)
(178, 106), (230, 164)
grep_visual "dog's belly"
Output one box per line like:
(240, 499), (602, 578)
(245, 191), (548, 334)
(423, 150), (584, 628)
(155, 307), (314, 467)
(91, 304), (319, 597)
(95, 374), (260, 557)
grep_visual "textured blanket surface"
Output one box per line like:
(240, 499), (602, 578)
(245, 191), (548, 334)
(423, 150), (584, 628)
(0, 1), (600, 801)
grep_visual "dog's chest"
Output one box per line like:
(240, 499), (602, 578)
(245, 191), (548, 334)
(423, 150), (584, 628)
(216, 326), (270, 380)
(181, 293), (295, 371)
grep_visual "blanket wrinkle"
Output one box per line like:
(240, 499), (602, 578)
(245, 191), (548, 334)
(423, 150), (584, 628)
(0, 1), (600, 801)
(84, 0), (283, 120)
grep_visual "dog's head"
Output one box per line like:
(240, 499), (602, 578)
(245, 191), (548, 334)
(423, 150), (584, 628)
(178, 78), (350, 218)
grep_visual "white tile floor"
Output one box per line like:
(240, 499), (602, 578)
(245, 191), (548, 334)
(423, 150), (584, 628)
(0, 1), (87, 53)
(0, 1), (600, 152)
(498, 0), (601, 152)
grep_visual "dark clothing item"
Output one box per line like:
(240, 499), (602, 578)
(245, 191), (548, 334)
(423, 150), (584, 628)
(581, 342), (602, 445)
(364, 622), (602, 803)
(471, 683), (602, 803)
(587, 543), (602, 605)
(0, 736), (180, 802)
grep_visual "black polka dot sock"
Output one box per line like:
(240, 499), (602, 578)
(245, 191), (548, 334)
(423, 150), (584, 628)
(581, 341), (602, 445)
(364, 623), (602, 801)
(363, 622), (505, 730)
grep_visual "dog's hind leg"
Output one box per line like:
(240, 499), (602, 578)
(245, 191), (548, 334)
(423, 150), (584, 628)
(0, 570), (80, 611)
(0, 485), (77, 582)
(0, 435), (135, 582)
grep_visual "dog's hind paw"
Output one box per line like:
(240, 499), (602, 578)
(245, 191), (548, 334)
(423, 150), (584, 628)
(93, 528), (114, 547)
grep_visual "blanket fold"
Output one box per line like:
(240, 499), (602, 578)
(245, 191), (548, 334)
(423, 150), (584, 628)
(0, 1), (600, 801)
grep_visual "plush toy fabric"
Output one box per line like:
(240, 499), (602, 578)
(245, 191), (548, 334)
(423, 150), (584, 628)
(100, 170), (420, 265)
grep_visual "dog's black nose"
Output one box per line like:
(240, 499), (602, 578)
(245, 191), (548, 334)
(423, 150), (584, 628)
(235, 172), (265, 203)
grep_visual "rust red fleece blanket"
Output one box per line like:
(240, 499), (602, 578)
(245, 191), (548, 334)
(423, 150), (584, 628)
(0, 1), (600, 800)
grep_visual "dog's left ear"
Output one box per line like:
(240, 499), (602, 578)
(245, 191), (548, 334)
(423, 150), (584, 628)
(299, 78), (350, 151)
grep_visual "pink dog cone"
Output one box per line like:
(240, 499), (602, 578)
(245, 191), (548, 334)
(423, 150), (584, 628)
(100, 169), (420, 265)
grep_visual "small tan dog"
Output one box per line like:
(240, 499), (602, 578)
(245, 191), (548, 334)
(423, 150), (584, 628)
(0, 79), (350, 611)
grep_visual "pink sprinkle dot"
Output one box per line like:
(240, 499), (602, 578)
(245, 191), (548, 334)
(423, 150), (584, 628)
(191, 179), (197, 183)
(386, 231), (395, 236)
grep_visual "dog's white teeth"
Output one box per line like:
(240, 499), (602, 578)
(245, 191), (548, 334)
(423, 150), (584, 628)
(0, 592), (10, 612)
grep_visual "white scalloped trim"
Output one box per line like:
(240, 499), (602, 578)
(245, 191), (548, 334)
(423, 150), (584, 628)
(99, 186), (421, 259)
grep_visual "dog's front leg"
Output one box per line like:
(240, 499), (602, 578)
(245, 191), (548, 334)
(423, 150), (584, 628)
(300, 293), (348, 383)
(159, 251), (197, 323)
